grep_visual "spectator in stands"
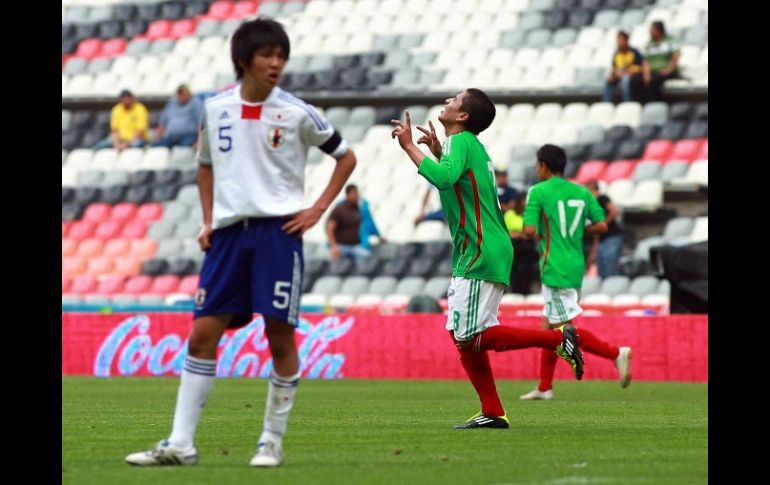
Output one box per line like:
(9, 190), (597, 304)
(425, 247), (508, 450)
(586, 181), (624, 278)
(495, 166), (518, 211)
(153, 84), (204, 148)
(327, 184), (371, 262)
(93, 89), (149, 150)
(335, 193), (386, 250)
(504, 193), (537, 295)
(414, 184), (445, 225)
(634, 20), (681, 103)
(602, 31), (643, 103)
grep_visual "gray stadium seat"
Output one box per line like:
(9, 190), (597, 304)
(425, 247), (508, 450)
(390, 68), (420, 88)
(257, 2), (282, 16)
(220, 19), (242, 37)
(281, 1), (306, 15)
(404, 105), (429, 126)
(368, 276), (398, 297)
(181, 239), (204, 262)
(340, 124), (368, 143)
(552, 28), (578, 47)
(632, 161), (662, 182)
(64, 58), (88, 76)
(419, 69), (446, 86)
(170, 146), (195, 167)
(423, 276), (450, 300)
(148, 221), (176, 240)
(397, 33), (424, 49)
(349, 106), (377, 128)
(156, 239), (183, 259)
(64, 6), (89, 23)
(657, 279), (671, 296)
(62, 110), (72, 131)
(663, 217), (695, 240)
(594, 10), (621, 28)
(76, 169), (105, 186)
(150, 39), (176, 55)
(660, 161), (689, 183)
(640, 102), (669, 126)
(126, 39), (151, 56)
(519, 12), (545, 31)
(577, 124), (605, 144)
(575, 67), (605, 87)
(581, 276), (602, 296)
(633, 236), (666, 260)
(395, 277), (426, 296)
(383, 51), (411, 70)
(175, 220), (202, 239)
(307, 54), (335, 71)
(339, 276), (371, 297)
(629, 276), (661, 297)
(619, 9), (646, 28)
(324, 107), (350, 127)
(530, 0), (556, 10)
(112, 295), (139, 306)
(373, 35), (399, 52)
(600, 275), (630, 296)
(162, 201), (190, 223)
(684, 25), (708, 46)
(312, 276), (343, 296)
(88, 5), (113, 23)
(525, 29), (552, 48)
(500, 30), (527, 49)
(176, 185), (200, 205)
(510, 144), (538, 163)
(102, 171), (130, 187)
(410, 51), (437, 67)
(195, 19), (221, 37)
(87, 58), (113, 75)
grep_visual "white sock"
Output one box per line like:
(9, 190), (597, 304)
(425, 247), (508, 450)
(258, 370), (300, 447)
(168, 356), (216, 449)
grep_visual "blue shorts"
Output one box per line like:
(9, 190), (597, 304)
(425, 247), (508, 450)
(194, 217), (304, 328)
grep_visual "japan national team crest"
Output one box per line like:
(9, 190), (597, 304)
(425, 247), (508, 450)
(194, 288), (206, 307)
(267, 127), (285, 149)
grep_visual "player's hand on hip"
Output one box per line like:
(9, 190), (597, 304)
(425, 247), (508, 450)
(198, 223), (213, 251)
(282, 206), (323, 237)
(416, 120), (442, 159)
(390, 111), (414, 150)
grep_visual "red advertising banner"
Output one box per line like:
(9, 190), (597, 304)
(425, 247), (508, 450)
(62, 313), (708, 382)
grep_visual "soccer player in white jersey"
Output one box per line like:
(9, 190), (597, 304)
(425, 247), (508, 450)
(126, 18), (356, 468)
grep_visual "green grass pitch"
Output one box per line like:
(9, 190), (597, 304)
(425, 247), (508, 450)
(63, 377), (707, 485)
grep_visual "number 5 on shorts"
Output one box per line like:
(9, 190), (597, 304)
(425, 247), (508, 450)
(273, 281), (291, 309)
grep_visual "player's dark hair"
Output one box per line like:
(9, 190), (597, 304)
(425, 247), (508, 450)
(618, 31), (629, 41)
(345, 184), (358, 194)
(460, 88), (496, 135)
(231, 17), (290, 81)
(651, 21), (666, 36)
(537, 144), (567, 175)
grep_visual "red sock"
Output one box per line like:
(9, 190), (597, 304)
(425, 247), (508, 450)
(538, 348), (558, 392)
(577, 327), (619, 360)
(476, 325), (561, 352)
(458, 349), (505, 417)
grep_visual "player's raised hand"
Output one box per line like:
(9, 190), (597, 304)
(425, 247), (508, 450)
(390, 111), (414, 150)
(416, 120), (442, 159)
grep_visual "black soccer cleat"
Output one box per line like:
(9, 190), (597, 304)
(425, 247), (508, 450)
(453, 412), (510, 429)
(556, 323), (584, 380)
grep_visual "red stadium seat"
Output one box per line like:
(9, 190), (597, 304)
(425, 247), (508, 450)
(62, 238), (78, 257)
(575, 160), (607, 184)
(642, 140), (674, 160)
(697, 139), (708, 159)
(170, 19), (196, 38)
(603, 160), (638, 183)
(145, 20), (173, 40)
(150, 275), (181, 295)
(97, 275), (126, 295)
(178, 275), (200, 295)
(70, 274), (99, 294)
(121, 220), (148, 239)
(100, 38), (127, 57)
(77, 237), (105, 258)
(62, 275), (73, 293)
(110, 203), (138, 223)
(206, 0), (234, 19)
(124, 275), (154, 294)
(113, 256), (142, 277)
(87, 256), (115, 276)
(130, 238), (158, 260)
(136, 203), (164, 223)
(83, 203), (112, 224)
(62, 256), (88, 277)
(669, 139), (704, 162)
(75, 38), (104, 59)
(94, 220), (124, 240)
(233, 1), (259, 17)
(68, 221), (97, 241)
(103, 238), (131, 257)
(62, 221), (72, 238)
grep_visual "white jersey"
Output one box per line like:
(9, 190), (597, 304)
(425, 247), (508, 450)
(197, 85), (348, 229)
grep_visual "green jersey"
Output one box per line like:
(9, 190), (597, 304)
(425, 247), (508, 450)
(417, 131), (512, 286)
(522, 177), (605, 289)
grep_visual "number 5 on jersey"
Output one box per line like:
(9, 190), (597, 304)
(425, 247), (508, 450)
(218, 125), (232, 152)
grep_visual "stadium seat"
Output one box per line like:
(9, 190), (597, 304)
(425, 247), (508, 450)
(94, 220), (123, 240)
(660, 161), (689, 183)
(603, 160), (637, 182)
(101, 39), (127, 58)
(130, 238), (158, 260)
(581, 276), (601, 296)
(70, 274), (98, 294)
(631, 160), (662, 182)
(121, 221), (148, 239)
(669, 139), (704, 162)
(75, 39), (104, 59)
(87, 256), (114, 276)
(642, 140), (674, 160)
(600, 276), (630, 296)
(77, 238), (104, 258)
(170, 19), (196, 38)
(311, 276), (343, 296)
(149, 275), (181, 295)
(68, 221), (97, 241)
(576, 160), (607, 184)
(339, 276), (371, 298)
(640, 102), (669, 126)
(97, 275), (126, 295)
(82, 203), (112, 224)
(145, 20), (173, 40)
(123, 275), (154, 295)
(629, 180), (663, 209)
(663, 217), (695, 240)
(629, 276), (661, 297)
(178, 275), (200, 295)
(367, 276), (398, 297)
(615, 140), (645, 160)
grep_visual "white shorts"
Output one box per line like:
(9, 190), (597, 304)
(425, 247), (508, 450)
(446, 276), (505, 341)
(542, 286), (583, 324)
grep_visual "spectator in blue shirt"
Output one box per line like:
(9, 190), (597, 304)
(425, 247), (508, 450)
(152, 84), (203, 148)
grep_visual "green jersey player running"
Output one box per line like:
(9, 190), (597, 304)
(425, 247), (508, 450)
(390, 89), (584, 429)
(520, 144), (633, 401)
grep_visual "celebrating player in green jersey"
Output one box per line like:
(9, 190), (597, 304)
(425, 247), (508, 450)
(520, 144), (633, 401)
(390, 89), (584, 429)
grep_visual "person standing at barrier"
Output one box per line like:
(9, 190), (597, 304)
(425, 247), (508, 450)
(519, 145), (632, 401)
(390, 89), (585, 429)
(125, 17), (356, 468)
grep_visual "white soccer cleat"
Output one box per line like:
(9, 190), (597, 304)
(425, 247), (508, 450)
(616, 347), (633, 388)
(519, 389), (554, 400)
(249, 441), (284, 467)
(125, 440), (198, 466)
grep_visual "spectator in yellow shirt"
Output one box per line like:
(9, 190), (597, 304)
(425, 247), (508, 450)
(93, 89), (149, 150)
(602, 31), (643, 103)
(504, 193), (537, 295)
